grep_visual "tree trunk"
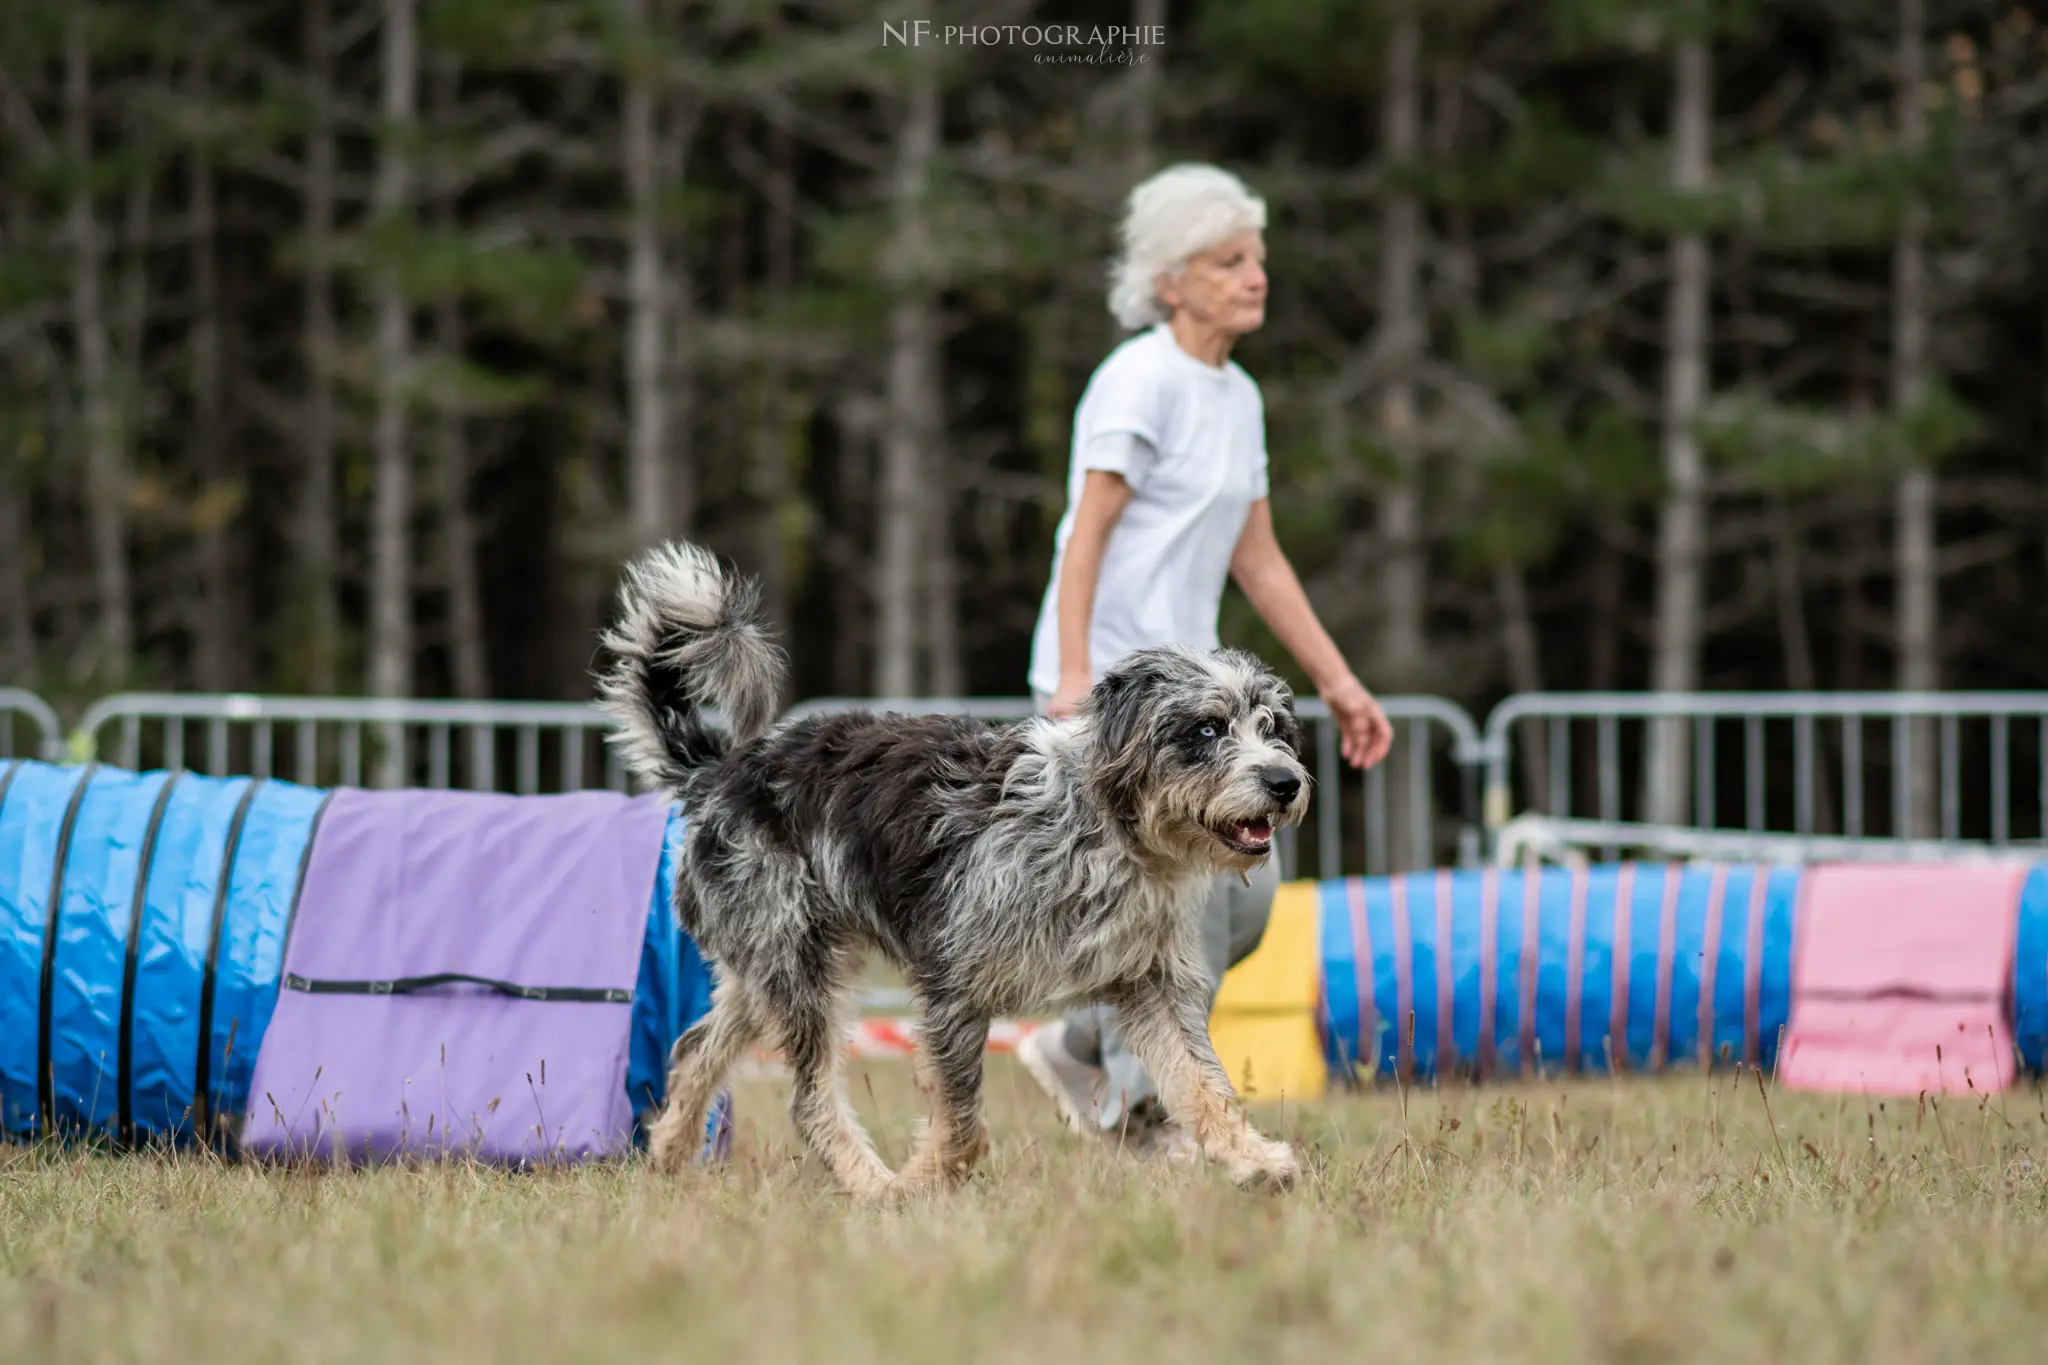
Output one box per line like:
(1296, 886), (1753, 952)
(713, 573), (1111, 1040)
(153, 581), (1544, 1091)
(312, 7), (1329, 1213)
(1893, 0), (1937, 837)
(1834, 574), (1865, 691)
(1436, 64), (1541, 804)
(1769, 496), (1837, 832)
(877, 310), (929, 698)
(436, 305), (487, 701)
(916, 50), (959, 696)
(622, 0), (670, 552)
(1646, 39), (1711, 826)
(753, 116), (794, 642)
(1125, 0), (1164, 185)
(874, 47), (940, 698)
(1768, 500), (1817, 692)
(189, 7), (235, 691)
(370, 0), (416, 784)
(301, 0), (339, 694)
(1371, 16), (1428, 866)
(115, 166), (153, 445)
(663, 97), (699, 542)
(835, 407), (871, 696)
(0, 459), (35, 681)
(1102, 0), (1167, 355)
(113, 39), (156, 520)
(68, 10), (132, 685)
(924, 402), (962, 697)
(1432, 59), (1474, 309)
(436, 62), (486, 701)
(1494, 563), (1548, 807)
(1833, 572), (1866, 835)
(1589, 528), (1622, 692)
(1376, 14), (1427, 694)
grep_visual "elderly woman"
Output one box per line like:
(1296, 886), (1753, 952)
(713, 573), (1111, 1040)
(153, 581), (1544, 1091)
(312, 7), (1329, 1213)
(1017, 163), (1394, 1149)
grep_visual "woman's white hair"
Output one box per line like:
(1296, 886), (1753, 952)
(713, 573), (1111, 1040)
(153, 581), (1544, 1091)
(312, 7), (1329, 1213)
(1107, 163), (1267, 331)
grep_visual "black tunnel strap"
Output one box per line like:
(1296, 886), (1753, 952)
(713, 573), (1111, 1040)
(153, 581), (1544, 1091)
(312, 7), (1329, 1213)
(282, 971), (631, 1005)
(0, 761), (20, 1097)
(194, 777), (265, 1139)
(275, 788), (338, 970)
(1800, 987), (2003, 1004)
(118, 770), (186, 1147)
(38, 763), (100, 1133)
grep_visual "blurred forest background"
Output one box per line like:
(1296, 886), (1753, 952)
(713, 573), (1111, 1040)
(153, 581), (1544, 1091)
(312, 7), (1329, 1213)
(2, 0), (2046, 726)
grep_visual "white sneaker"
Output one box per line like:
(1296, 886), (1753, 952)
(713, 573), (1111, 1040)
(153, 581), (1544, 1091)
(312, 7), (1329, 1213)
(1016, 1023), (1103, 1136)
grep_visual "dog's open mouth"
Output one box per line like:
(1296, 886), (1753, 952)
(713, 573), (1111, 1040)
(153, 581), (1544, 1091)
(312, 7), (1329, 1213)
(1216, 817), (1275, 856)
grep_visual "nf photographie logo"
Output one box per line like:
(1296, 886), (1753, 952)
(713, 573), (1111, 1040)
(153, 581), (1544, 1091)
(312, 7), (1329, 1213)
(881, 20), (1165, 64)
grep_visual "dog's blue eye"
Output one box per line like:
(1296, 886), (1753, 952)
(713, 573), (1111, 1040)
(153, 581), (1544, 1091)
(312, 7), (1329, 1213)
(1198, 724), (1218, 740)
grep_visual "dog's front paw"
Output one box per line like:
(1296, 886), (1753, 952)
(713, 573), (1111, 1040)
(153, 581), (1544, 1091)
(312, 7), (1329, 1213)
(1226, 1134), (1300, 1190)
(645, 1109), (699, 1176)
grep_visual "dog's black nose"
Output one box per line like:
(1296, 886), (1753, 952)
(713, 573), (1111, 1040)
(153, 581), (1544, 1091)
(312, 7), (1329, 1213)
(1260, 767), (1302, 803)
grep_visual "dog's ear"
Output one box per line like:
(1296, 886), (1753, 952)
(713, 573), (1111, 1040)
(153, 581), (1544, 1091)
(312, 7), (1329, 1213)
(1082, 658), (1164, 822)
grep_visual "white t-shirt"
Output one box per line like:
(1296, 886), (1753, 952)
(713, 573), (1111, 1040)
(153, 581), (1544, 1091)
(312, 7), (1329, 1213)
(1027, 324), (1270, 696)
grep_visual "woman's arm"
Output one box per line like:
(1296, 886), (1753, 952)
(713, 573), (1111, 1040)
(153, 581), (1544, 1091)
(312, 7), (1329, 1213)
(1230, 499), (1394, 768)
(1046, 469), (1134, 718)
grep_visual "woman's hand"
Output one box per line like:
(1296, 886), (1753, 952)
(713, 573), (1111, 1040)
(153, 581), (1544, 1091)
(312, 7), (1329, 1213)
(1046, 669), (1093, 721)
(1320, 672), (1394, 770)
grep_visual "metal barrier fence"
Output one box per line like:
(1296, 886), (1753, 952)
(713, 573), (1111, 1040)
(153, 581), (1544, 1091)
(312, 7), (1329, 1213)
(0, 688), (62, 760)
(783, 694), (1486, 878)
(20, 685), (2048, 869)
(73, 693), (637, 794)
(1492, 815), (2028, 869)
(43, 690), (1481, 878)
(1482, 692), (2048, 853)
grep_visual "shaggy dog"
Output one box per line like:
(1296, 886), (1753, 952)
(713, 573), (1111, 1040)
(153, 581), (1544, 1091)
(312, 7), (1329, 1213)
(595, 542), (1311, 1197)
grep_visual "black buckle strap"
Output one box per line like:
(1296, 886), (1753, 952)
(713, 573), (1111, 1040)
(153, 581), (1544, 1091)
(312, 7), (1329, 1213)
(276, 788), (338, 972)
(38, 763), (99, 1135)
(1799, 987), (2003, 1004)
(282, 971), (631, 1005)
(118, 770), (186, 1147)
(194, 778), (264, 1142)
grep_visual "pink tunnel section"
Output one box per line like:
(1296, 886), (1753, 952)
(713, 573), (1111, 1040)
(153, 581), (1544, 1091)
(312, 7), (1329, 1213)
(1778, 863), (2026, 1097)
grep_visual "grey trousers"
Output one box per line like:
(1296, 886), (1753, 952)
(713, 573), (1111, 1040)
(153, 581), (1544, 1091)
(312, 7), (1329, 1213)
(1030, 687), (1280, 1129)
(1062, 855), (1279, 1129)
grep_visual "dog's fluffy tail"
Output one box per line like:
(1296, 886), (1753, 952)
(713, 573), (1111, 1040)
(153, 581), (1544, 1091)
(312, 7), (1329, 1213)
(596, 541), (786, 799)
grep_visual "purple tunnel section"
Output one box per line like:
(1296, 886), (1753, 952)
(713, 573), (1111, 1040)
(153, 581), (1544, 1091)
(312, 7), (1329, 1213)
(239, 785), (669, 1165)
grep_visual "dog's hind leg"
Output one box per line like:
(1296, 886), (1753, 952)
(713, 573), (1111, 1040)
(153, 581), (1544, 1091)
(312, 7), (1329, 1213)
(648, 971), (760, 1174)
(896, 997), (991, 1193)
(1111, 967), (1299, 1189)
(771, 969), (896, 1199)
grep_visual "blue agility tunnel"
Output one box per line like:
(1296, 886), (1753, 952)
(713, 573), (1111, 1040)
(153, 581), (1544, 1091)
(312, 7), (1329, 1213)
(1320, 862), (2048, 1084)
(0, 758), (723, 1157)
(16, 748), (2048, 1145)
(2018, 869), (2048, 1075)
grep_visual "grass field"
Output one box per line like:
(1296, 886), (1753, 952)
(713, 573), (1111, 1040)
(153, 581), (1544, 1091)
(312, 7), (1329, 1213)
(5, 1055), (2048, 1364)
